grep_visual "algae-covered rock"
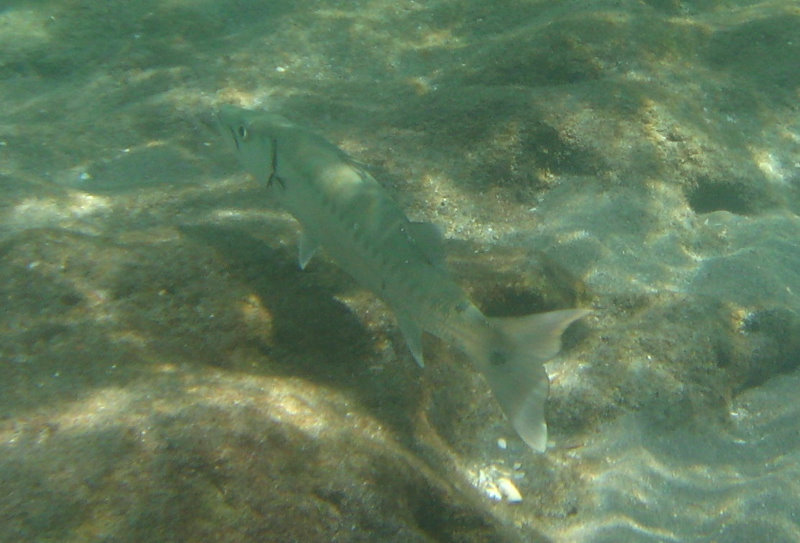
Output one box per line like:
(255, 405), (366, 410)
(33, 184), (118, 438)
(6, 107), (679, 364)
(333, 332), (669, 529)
(1, 0), (798, 541)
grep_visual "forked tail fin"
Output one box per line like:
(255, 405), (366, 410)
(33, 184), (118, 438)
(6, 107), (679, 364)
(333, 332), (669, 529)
(476, 309), (590, 452)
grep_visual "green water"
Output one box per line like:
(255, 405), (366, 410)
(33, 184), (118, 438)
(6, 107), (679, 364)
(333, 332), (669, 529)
(1, 1), (798, 541)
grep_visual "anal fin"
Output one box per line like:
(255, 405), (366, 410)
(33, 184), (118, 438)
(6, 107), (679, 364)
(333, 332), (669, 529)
(396, 311), (425, 367)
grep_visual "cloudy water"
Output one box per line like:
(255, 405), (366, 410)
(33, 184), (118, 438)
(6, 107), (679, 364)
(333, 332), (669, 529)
(1, 1), (798, 541)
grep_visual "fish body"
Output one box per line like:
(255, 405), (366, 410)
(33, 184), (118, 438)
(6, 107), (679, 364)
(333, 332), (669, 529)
(216, 106), (588, 451)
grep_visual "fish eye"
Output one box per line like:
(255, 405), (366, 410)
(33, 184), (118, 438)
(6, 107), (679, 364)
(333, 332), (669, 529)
(237, 125), (247, 139)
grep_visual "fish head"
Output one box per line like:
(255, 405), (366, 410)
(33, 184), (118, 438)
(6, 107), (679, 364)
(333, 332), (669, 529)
(214, 105), (293, 182)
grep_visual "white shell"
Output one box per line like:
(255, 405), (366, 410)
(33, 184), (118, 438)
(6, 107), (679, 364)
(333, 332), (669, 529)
(497, 477), (523, 503)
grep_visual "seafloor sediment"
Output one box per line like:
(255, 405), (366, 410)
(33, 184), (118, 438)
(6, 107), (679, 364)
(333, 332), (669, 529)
(1, 1), (798, 541)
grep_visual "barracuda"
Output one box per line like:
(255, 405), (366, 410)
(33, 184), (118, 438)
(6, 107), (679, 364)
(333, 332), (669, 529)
(215, 105), (588, 452)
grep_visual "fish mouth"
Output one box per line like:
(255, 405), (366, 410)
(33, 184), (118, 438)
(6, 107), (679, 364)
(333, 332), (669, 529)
(199, 109), (240, 150)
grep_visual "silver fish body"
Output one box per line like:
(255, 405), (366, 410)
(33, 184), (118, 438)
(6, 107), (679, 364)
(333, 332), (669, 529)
(216, 105), (588, 452)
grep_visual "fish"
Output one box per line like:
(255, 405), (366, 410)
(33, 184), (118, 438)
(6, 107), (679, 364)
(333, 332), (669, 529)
(215, 105), (589, 452)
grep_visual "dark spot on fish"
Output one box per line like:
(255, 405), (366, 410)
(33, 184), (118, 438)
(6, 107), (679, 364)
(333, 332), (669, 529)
(268, 173), (286, 189)
(490, 349), (508, 366)
(267, 138), (285, 189)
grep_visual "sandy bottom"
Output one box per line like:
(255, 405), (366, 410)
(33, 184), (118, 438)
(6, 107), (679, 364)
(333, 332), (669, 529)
(1, 1), (799, 541)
